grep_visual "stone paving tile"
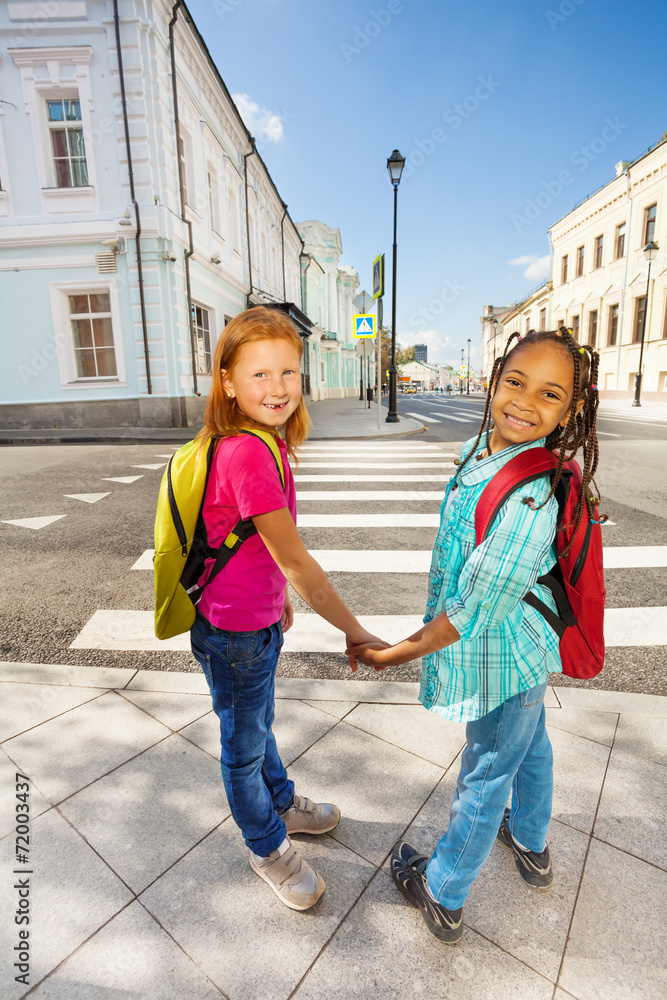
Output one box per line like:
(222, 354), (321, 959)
(545, 707), (618, 746)
(118, 689), (211, 732)
(0, 746), (50, 840)
(275, 677), (420, 704)
(343, 702), (466, 768)
(291, 869), (554, 1000)
(559, 839), (667, 1000)
(555, 687), (667, 718)
(126, 670), (209, 695)
(613, 711), (667, 766)
(400, 767), (589, 981)
(3, 692), (171, 803)
(180, 699), (339, 769)
(0, 661), (134, 689)
(287, 722), (443, 866)
(0, 682), (103, 742)
(140, 826), (374, 1000)
(27, 901), (224, 1000)
(0, 809), (132, 1000)
(547, 725), (610, 834)
(302, 700), (358, 720)
(594, 748), (666, 869)
(58, 734), (230, 893)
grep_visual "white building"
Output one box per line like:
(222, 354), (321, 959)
(0, 1), (360, 427)
(481, 138), (667, 400)
(297, 220), (361, 400)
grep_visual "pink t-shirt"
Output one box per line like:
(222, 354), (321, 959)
(196, 433), (297, 631)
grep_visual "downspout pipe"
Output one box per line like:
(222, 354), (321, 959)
(113, 0), (152, 394)
(243, 138), (257, 297)
(169, 0), (199, 396)
(280, 205), (287, 301)
(617, 166), (633, 390)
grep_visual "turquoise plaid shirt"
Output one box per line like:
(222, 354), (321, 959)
(420, 436), (562, 722)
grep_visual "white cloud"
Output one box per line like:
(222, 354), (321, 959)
(398, 329), (451, 365)
(232, 93), (284, 144)
(508, 254), (551, 282)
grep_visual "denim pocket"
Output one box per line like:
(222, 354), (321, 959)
(190, 635), (213, 688)
(228, 630), (260, 662)
(520, 681), (548, 708)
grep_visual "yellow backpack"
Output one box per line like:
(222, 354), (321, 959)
(153, 428), (285, 640)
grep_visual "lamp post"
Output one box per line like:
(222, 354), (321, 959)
(467, 338), (471, 394)
(633, 241), (659, 407)
(386, 149), (405, 423)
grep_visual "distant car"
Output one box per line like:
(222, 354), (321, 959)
(403, 386), (416, 394)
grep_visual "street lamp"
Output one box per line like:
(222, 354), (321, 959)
(386, 149), (405, 423)
(467, 338), (471, 394)
(633, 240), (659, 407)
(460, 348), (464, 394)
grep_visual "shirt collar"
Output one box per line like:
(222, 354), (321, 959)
(456, 436), (548, 487)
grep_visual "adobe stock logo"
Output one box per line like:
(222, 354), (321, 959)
(511, 117), (628, 233)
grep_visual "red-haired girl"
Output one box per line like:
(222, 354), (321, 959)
(190, 306), (383, 912)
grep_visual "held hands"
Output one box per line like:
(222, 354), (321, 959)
(345, 640), (407, 670)
(345, 628), (392, 673)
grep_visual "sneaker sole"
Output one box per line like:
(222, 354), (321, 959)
(497, 833), (553, 891)
(249, 856), (326, 911)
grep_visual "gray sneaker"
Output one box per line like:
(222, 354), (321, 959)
(279, 794), (341, 836)
(249, 838), (326, 911)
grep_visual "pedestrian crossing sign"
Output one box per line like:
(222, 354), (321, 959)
(353, 314), (376, 338)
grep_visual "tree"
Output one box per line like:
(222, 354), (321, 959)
(379, 328), (416, 385)
(396, 345), (416, 367)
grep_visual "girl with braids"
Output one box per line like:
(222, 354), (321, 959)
(347, 327), (602, 945)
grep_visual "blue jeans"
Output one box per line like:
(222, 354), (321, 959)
(426, 681), (553, 910)
(190, 612), (295, 857)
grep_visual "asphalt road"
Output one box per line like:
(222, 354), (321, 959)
(0, 403), (665, 695)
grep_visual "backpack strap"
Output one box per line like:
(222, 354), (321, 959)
(475, 449), (568, 544)
(185, 429), (287, 602)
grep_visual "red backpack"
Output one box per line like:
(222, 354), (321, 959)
(475, 449), (606, 679)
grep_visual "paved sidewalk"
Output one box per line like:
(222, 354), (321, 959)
(1, 659), (665, 999)
(0, 396), (423, 445)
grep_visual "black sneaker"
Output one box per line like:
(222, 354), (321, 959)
(389, 841), (464, 944)
(496, 808), (553, 890)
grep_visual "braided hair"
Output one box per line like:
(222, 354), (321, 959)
(458, 327), (603, 554)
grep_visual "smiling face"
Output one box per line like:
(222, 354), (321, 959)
(221, 337), (302, 431)
(489, 341), (582, 452)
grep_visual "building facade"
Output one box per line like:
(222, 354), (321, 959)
(297, 220), (361, 400)
(414, 343), (427, 363)
(0, 0), (361, 428)
(480, 139), (667, 399)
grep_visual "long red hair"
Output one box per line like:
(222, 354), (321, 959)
(196, 306), (311, 459)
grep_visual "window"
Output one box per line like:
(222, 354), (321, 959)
(658, 370), (667, 391)
(556, 318), (564, 331)
(644, 203), (657, 244)
(633, 296), (647, 344)
(628, 372), (638, 391)
(208, 170), (221, 235)
(615, 223), (626, 259)
(608, 304), (619, 346)
(525, 316), (531, 335)
(68, 293), (116, 378)
(576, 245), (584, 277)
(539, 307), (546, 329)
(594, 235), (604, 268)
(228, 187), (240, 251)
(561, 255), (568, 284)
(224, 314), (233, 327)
(571, 314), (580, 339)
(320, 360), (326, 383)
(192, 304), (211, 374)
(588, 310), (598, 348)
(47, 98), (88, 187)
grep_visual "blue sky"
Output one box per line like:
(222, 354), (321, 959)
(187, 0), (666, 371)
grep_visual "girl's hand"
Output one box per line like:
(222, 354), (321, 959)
(346, 641), (408, 669)
(345, 631), (391, 673)
(281, 592), (294, 632)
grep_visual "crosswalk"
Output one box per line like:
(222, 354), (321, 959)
(68, 437), (667, 661)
